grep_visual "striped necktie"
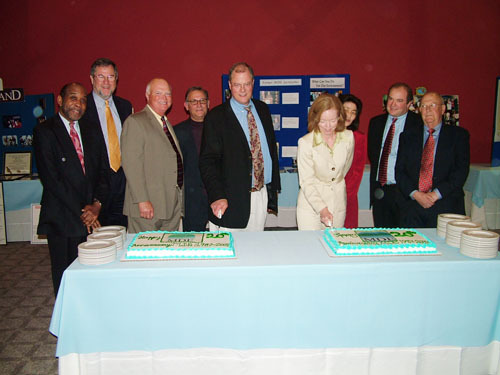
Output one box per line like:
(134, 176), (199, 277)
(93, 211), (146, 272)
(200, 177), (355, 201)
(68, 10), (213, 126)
(69, 121), (85, 174)
(418, 128), (435, 192)
(378, 117), (397, 186)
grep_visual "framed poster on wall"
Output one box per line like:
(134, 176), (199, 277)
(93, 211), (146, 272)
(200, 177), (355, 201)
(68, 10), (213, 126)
(492, 77), (500, 166)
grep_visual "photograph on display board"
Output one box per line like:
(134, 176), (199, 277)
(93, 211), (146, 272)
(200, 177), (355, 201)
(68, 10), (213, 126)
(271, 114), (280, 131)
(20, 135), (33, 147)
(2, 115), (22, 129)
(2, 135), (18, 147)
(310, 91), (328, 104)
(260, 91), (280, 104)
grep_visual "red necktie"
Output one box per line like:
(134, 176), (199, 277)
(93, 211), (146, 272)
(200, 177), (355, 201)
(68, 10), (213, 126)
(69, 121), (85, 174)
(378, 117), (397, 186)
(161, 116), (183, 188)
(419, 128), (435, 192)
(244, 106), (264, 190)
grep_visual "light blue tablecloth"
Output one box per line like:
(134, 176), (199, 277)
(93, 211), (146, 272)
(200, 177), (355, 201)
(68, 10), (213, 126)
(2, 179), (42, 211)
(463, 165), (500, 208)
(49, 229), (500, 357)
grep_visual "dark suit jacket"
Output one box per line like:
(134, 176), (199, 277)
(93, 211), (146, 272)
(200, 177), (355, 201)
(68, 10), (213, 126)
(199, 99), (280, 228)
(33, 115), (109, 237)
(367, 111), (422, 205)
(82, 93), (133, 132)
(396, 123), (470, 214)
(174, 119), (208, 231)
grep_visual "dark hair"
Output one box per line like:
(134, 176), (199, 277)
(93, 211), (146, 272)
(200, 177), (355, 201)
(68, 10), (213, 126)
(228, 62), (254, 81)
(387, 82), (413, 103)
(339, 93), (363, 131)
(59, 82), (85, 99)
(90, 58), (118, 78)
(184, 86), (209, 101)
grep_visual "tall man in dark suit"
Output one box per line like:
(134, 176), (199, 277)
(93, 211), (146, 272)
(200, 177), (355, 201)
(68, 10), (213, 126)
(396, 92), (470, 227)
(367, 82), (422, 227)
(199, 62), (280, 231)
(174, 86), (210, 231)
(81, 58), (132, 228)
(121, 78), (183, 233)
(34, 83), (109, 295)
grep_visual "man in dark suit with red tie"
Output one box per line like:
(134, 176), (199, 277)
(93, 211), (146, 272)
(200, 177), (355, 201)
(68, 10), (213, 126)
(396, 92), (470, 227)
(367, 83), (422, 227)
(81, 58), (132, 228)
(34, 83), (109, 295)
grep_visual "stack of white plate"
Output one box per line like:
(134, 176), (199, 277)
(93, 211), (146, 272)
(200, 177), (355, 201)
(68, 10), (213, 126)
(445, 220), (481, 247)
(78, 240), (116, 265)
(87, 230), (123, 251)
(437, 213), (470, 238)
(460, 230), (500, 259)
(95, 225), (126, 244)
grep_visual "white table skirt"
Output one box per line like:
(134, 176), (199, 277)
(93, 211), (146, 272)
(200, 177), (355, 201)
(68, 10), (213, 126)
(465, 191), (500, 230)
(59, 343), (500, 375)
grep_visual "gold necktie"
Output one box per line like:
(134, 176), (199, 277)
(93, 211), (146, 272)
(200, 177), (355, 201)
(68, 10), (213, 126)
(105, 100), (120, 171)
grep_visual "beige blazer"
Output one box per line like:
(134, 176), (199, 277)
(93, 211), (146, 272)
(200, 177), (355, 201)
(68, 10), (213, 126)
(121, 106), (183, 221)
(296, 129), (354, 230)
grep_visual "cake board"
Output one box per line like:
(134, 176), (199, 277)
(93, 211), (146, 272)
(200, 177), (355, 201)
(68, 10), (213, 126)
(320, 238), (442, 258)
(119, 250), (238, 262)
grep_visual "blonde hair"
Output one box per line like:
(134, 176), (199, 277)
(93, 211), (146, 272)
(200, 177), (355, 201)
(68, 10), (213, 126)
(308, 94), (345, 133)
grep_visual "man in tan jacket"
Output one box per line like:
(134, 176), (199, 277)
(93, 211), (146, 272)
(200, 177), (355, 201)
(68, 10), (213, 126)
(121, 78), (183, 233)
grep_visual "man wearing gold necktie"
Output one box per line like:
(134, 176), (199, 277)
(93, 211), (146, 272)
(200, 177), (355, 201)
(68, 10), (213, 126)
(82, 58), (133, 228)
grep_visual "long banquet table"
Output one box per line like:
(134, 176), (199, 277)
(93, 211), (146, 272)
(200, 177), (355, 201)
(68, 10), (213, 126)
(50, 230), (500, 375)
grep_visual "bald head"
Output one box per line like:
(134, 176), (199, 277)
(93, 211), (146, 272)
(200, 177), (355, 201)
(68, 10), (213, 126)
(419, 92), (445, 128)
(146, 78), (172, 116)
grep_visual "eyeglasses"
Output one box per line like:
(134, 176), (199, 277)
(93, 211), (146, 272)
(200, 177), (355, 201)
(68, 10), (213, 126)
(420, 103), (440, 110)
(94, 74), (116, 82)
(186, 99), (208, 105)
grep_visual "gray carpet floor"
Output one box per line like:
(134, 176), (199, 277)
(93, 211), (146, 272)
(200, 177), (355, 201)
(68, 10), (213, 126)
(0, 242), (58, 375)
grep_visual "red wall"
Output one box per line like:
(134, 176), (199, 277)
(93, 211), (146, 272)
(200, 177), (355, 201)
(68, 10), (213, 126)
(2, 1), (499, 163)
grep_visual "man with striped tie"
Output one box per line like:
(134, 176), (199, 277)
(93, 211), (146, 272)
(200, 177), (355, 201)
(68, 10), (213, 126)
(34, 82), (109, 295)
(396, 92), (470, 227)
(367, 83), (422, 227)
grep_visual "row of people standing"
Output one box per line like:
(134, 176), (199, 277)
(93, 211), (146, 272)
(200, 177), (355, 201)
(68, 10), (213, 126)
(34, 60), (282, 295)
(368, 82), (469, 229)
(34, 57), (470, 296)
(295, 82), (470, 231)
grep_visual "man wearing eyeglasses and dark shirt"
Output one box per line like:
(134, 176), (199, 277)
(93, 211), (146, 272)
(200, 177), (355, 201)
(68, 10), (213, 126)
(81, 58), (133, 228)
(174, 87), (210, 231)
(396, 92), (470, 227)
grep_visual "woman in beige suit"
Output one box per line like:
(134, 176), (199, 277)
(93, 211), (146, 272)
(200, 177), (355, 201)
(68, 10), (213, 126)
(297, 94), (354, 230)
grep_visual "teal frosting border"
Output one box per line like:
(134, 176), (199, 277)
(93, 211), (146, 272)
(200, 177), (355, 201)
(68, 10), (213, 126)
(324, 228), (437, 256)
(126, 231), (235, 259)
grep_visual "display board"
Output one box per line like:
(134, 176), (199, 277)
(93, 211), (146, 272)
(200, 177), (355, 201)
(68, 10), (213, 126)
(0, 93), (55, 174)
(492, 77), (500, 166)
(222, 74), (350, 168)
